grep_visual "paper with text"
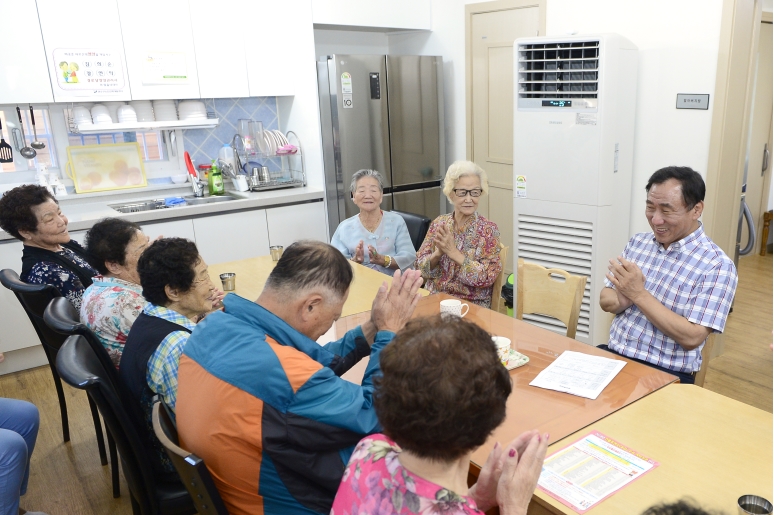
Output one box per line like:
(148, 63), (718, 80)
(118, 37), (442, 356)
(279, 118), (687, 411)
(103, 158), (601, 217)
(529, 351), (626, 399)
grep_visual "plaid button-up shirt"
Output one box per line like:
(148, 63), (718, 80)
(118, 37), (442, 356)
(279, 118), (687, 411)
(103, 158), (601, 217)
(144, 303), (196, 410)
(605, 224), (737, 373)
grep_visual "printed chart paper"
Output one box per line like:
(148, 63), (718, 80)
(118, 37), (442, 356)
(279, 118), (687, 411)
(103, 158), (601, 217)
(529, 351), (626, 399)
(538, 432), (658, 513)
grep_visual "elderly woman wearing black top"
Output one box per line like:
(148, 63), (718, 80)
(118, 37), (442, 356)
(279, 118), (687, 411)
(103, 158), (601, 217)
(0, 184), (97, 309)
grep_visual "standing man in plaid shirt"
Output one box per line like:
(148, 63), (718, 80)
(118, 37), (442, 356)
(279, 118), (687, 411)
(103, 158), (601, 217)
(599, 167), (738, 384)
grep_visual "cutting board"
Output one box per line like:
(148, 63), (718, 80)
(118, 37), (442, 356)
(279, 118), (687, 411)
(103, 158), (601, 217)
(66, 142), (147, 193)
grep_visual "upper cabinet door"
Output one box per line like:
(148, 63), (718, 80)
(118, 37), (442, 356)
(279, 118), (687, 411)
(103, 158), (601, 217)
(312, 0), (431, 30)
(245, 0), (312, 97)
(0, 3), (53, 103)
(190, 0), (249, 98)
(117, 0), (200, 100)
(37, 0), (132, 102)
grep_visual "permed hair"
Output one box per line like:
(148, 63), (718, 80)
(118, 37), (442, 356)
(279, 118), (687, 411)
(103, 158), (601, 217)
(442, 160), (489, 201)
(646, 166), (705, 210)
(85, 218), (143, 275)
(349, 169), (384, 193)
(375, 315), (512, 462)
(264, 240), (353, 301)
(0, 184), (58, 241)
(641, 499), (718, 515)
(137, 238), (201, 306)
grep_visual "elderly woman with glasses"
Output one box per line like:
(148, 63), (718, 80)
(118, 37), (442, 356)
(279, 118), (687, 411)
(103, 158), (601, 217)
(331, 169), (416, 275)
(416, 161), (502, 307)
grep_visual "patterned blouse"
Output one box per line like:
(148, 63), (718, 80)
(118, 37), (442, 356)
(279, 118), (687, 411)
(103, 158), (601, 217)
(21, 248), (97, 310)
(332, 434), (483, 515)
(80, 276), (147, 369)
(416, 213), (502, 308)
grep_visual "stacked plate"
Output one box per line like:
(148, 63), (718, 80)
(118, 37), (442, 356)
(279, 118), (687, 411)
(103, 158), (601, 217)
(116, 105), (137, 123)
(90, 104), (112, 124)
(152, 100), (178, 122)
(264, 130), (292, 156)
(178, 100), (207, 121)
(129, 100), (155, 122)
(103, 101), (126, 123)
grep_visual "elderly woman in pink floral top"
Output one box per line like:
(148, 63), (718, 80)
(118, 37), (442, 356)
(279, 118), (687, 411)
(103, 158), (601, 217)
(416, 161), (502, 307)
(331, 315), (548, 515)
(80, 218), (151, 368)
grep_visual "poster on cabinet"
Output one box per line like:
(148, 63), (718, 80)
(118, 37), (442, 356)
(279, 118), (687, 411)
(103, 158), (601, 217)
(51, 48), (128, 98)
(141, 52), (190, 85)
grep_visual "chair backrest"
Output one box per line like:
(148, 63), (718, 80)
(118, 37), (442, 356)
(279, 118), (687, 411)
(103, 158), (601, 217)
(392, 210), (432, 251)
(0, 269), (65, 354)
(152, 402), (229, 515)
(694, 333), (715, 387)
(516, 258), (588, 339)
(44, 297), (120, 392)
(490, 244), (508, 313)
(55, 335), (167, 514)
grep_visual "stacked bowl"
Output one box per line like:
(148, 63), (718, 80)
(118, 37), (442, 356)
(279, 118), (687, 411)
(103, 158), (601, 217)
(178, 100), (207, 121)
(152, 100), (178, 122)
(129, 100), (155, 122)
(90, 104), (112, 124)
(117, 105), (137, 123)
(72, 106), (93, 125)
(103, 101), (126, 123)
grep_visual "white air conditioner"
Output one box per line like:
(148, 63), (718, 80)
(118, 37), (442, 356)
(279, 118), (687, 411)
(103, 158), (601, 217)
(512, 34), (638, 345)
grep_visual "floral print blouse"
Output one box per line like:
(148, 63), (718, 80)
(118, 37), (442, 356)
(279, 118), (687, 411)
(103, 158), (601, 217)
(416, 213), (502, 308)
(332, 434), (483, 515)
(21, 248), (97, 311)
(80, 276), (147, 369)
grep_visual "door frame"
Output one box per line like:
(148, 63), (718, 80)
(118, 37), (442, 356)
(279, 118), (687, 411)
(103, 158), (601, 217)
(464, 0), (546, 161)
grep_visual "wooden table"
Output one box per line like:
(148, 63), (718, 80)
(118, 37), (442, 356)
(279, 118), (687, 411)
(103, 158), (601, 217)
(330, 293), (678, 474)
(208, 255), (428, 318)
(530, 385), (773, 515)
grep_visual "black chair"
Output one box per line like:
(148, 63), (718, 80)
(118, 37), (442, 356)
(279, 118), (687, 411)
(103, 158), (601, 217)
(0, 269), (108, 465)
(44, 296), (121, 498)
(393, 210), (432, 251)
(56, 335), (196, 515)
(152, 401), (229, 515)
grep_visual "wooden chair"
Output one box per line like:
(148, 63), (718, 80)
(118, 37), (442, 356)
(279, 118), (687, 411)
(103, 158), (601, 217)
(516, 258), (588, 339)
(56, 335), (195, 515)
(490, 244), (508, 313)
(694, 334), (715, 387)
(152, 401), (229, 515)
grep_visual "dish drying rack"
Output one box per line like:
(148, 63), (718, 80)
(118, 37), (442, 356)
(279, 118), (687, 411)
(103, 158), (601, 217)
(237, 130), (306, 192)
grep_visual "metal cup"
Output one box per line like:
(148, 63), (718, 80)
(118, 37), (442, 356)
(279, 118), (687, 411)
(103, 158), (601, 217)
(270, 246), (283, 261)
(738, 495), (773, 515)
(220, 272), (236, 291)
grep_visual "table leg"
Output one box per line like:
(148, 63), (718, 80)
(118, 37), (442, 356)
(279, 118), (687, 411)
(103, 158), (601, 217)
(760, 210), (772, 256)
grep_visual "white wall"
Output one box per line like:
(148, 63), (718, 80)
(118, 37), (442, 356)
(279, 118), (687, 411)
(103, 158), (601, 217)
(314, 29), (390, 57)
(546, 0), (724, 235)
(312, 0), (431, 30)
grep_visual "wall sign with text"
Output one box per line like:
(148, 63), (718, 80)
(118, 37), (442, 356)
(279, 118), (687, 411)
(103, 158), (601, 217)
(51, 48), (127, 97)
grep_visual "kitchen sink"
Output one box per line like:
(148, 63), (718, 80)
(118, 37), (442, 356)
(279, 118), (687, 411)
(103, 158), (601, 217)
(109, 195), (240, 213)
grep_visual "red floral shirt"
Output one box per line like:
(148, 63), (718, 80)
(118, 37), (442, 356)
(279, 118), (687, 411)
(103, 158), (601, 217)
(416, 213), (502, 307)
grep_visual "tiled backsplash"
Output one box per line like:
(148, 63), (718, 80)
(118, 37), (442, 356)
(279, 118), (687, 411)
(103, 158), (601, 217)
(182, 97), (278, 168)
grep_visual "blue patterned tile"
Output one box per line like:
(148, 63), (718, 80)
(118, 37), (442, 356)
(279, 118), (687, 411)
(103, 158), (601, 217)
(213, 98), (236, 116)
(190, 149), (211, 168)
(182, 128), (209, 149)
(237, 97), (261, 116)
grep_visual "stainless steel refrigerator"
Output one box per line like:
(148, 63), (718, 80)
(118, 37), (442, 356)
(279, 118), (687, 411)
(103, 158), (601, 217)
(317, 54), (446, 237)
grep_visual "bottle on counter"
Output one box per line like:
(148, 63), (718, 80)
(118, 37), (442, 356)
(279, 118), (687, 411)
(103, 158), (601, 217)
(197, 164), (211, 182)
(208, 160), (225, 196)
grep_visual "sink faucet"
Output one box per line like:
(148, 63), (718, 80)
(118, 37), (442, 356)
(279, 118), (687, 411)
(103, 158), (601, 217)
(191, 175), (204, 197)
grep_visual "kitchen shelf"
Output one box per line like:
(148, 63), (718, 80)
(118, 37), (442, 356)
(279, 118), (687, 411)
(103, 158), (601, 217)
(69, 118), (220, 134)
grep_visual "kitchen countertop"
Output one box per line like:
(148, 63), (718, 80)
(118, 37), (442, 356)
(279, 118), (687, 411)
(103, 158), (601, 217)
(0, 183), (325, 242)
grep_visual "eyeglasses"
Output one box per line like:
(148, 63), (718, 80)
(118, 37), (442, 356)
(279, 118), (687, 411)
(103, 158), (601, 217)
(452, 188), (483, 198)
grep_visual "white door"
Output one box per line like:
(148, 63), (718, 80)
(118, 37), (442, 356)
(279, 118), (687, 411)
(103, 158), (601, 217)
(469, 3), (541, 274)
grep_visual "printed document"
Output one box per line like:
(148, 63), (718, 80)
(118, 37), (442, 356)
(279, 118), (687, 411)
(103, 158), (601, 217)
(537, 431), (658, 513)
(529, 351), (626, 399)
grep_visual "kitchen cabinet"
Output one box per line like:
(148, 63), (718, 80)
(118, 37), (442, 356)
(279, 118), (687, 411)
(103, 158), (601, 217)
(312, 0), (432, 31)
(244, 0), (312, 97)
(0, 240), (39, 354)
(192, 210), (270, 265)
(0, 2), (54, 104)
(189, 0), (250, 99)
(266, 201), (328, 247)
(37, 0), (132, 102)
(139, 219), (196, 242)
(117, 0), (201, 100)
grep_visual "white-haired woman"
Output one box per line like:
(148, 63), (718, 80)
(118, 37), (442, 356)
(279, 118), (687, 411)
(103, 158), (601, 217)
(331, 169), (416, 275)
(416, 161), (502, 307)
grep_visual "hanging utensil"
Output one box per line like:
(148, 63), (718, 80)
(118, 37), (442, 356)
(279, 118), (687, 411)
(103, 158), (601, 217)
(29, 106), (45, 150)
(0, 119), (12, 163)
(16, 107), (36, 159)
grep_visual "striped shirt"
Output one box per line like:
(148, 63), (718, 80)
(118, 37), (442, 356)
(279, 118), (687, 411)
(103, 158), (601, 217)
(144, 303), (196, 410)
(605, 224), (737, 373)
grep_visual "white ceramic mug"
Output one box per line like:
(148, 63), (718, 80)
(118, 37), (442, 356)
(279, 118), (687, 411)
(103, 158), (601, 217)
(492, 336), (511, 366)
(440, 299), (469, 318)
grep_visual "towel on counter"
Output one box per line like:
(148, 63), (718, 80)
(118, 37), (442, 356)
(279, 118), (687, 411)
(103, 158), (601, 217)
(164, 197), (187, 207)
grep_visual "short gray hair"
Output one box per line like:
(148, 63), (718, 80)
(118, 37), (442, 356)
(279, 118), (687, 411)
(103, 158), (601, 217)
(350, 169), (384, 193)
(264, 240), (353, 301)
(442, 161), (489, 201)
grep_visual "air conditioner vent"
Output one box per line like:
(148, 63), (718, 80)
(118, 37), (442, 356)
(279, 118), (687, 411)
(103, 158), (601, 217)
(517, 214), (593, 341)
(517, 40), (599, 99)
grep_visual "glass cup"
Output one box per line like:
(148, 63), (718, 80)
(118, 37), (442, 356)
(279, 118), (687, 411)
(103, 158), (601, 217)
(238, 119), (255, 155)
(220, 272), (236, 291)
(270, 245), (284, 261)
(249, 120), (266, 156)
